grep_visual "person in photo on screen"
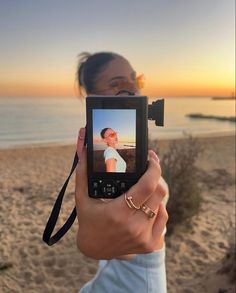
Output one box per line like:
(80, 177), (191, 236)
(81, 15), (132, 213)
(100, 127), (126, 172)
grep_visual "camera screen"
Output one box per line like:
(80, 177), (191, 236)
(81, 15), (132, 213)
(92, 109), (136, 173)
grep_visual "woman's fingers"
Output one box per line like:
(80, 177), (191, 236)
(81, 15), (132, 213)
(159, 176), (170, 206)
(143, 176), (168, 214)
(76, 128), (87, 188)
(77, 127), (86, 158)
(152, 202), (168, 240)
(75, 129), (88, 206)
(123, 150), (161, 207)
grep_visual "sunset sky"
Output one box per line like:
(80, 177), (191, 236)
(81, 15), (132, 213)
(93, 109), (136, 144)
(0, 0), (235, 98)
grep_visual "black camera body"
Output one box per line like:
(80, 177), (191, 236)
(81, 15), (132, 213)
(86, 95), (164, 198)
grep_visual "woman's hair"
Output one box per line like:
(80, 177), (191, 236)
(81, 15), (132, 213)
(100, 127), (110, 139)
(77, 52), (124, 95)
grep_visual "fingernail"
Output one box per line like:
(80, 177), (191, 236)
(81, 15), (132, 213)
(78, 128), (85, 140)
(150, 150), (160, 163)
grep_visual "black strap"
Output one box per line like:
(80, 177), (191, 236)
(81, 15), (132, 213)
(42, 152), (78, 246)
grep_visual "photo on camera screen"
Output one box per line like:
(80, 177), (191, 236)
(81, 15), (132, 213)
(93, 109), (136, 173)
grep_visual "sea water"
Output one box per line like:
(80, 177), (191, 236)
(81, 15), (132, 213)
(0, 97), (235, 148)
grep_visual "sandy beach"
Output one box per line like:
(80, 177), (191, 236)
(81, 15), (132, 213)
(0, 135), (235, 293)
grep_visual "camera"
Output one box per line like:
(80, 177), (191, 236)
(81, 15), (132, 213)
(42, 95), (164, 245)
(86, 95), (164, 199)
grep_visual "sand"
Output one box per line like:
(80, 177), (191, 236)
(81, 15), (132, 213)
(0, 135), (235, 293)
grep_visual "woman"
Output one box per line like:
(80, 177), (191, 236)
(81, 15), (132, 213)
(75, 52), (169, 292)
(100, 127), (127, 172)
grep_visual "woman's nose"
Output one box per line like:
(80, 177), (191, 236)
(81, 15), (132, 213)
(126, 80), (139, 94)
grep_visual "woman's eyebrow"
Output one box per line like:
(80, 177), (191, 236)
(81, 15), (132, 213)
(108, 72), (136, 82)
(109, 76), (125, 82)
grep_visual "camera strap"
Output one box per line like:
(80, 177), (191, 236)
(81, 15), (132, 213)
(42, 151), (78, 246)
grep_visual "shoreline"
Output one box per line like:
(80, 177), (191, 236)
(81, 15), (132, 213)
(0, 131), (235, 151)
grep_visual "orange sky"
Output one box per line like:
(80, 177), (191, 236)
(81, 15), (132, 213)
(0, 1), (235, 98)
(0, 76), (234, 98)
(0, 82), (75, 98)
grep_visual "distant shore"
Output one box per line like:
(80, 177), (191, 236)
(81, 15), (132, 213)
(212, 96), (236, 100)
(186, 113), (236, 122)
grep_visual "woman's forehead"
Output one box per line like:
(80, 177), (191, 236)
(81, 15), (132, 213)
(98, 57), (134, 81)
(105, 128), (114, 134)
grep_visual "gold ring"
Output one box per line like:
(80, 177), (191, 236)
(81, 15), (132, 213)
(124, 193), (140, 210)
(140, 204), (156, 219)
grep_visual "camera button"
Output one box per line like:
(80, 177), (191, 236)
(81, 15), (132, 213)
(101, 181), (118, 197)
(93, 181), (99, 188)
(102, 186), (107, 194)
(93, 189), (98, 197)
(120, 182), (126, 190)
(111, 186), (117, 194)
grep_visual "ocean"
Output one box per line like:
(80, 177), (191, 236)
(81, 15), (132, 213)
(0, 97), (235, 148)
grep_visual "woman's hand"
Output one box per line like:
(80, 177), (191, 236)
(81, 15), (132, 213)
(75, 128), (168, 260)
